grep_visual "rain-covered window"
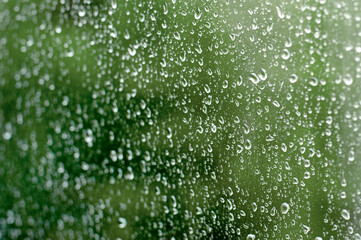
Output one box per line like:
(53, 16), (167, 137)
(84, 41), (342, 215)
(1, 0), (360, 239)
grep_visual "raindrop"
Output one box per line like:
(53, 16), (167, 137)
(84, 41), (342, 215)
(341, 209), (350, 220)
(247, 234), (256, 240)
(348, 150), (355, 162)
(281, 202), (290, 214)
(249, 73), (260, 84)
(343, 74), (353, 86)
(118, 217), (127, 228)
(309, 77), (319, 86)
(245, 139), (252, 150)
(281, 143), (287, 152)
(276, 5), (285, 19)
(303, 225), (310, 234)
(251, 202), (257, 212)
(281, 49), (290, 60)
(289, 74), (298, 83)
(194, 8), (202, 19)
(258, 68), (268, 81)
(237, 75), (243, 86)
(111, 0), (117, 9)
(128, 46), (136, 56)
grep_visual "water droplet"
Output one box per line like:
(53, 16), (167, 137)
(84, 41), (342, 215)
(237, 75), (243, 86)
(281, 202), (290, 214)
(303, 225), (310, 234)
(111, 0), (117, 9)
(166, 127), (172, 138)
(251, 202), (257, 212)
(236, 145), (244, 154)
(194, 8), (202, 19)
(3, 129), (12, 141)
(78, 7), (86, 17)
(281, 143), (287, 152)
(348, 150), (355, 162)
(343, 74), (353, 85)
(128, 46), (136, 56)
(249, 73), (260, 84)
(272, 100), (280, 108)
(289, 74), (298, 83)
(341, 209), (350, 220)
(258, 68), (267, 81)
(247, 234), (256, 240)
(124, 29), (130, 40)
(245, 139), (252, 150)
(222, 80), (228, 88)
(118, 217), (127, 228)
(285, 37), (292, 47)
(281, 49), (290, 60)
(211, 123), (217, 133)
(66, 48), (74, 57)
(204, 84), (211, 93)
(276, 5), (285, 19)
(309, 77), (319, 86)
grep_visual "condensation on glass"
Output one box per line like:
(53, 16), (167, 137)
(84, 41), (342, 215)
(0, 0), (360, 239)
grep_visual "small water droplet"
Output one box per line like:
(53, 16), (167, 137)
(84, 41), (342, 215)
(111, 0), (117, 9)
(258, 68), (267, 81)
(247, 234), (256, 240)
(343, 74), (353, 86)
(281, 202), (290, 214)
(289, 74), (298, 83)
(309, 77), (319, 86)
(237, 75), (243, 86)
(128, 46), (136, 56)
(245, 139), (252, 150)
(251, 202), (257, 212)
(78, 7), (86, 17)
(118, 217), (127, 228)
(194, 8), (202, 19)
(281, 143), (287, 152)
(276, 5), (285, 19)
(249, 73), (260, 84)
(348, 150), (355, 162)
(303, 225), (310, 234)
(341, 209), (350, 220)
(222, 80), (228, 88)
(281, 49), (290, 60)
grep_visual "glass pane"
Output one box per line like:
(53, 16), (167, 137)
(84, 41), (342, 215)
(0, 0), (360, 239)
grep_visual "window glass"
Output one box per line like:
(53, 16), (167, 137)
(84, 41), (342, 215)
(0, 0), (360, 239)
